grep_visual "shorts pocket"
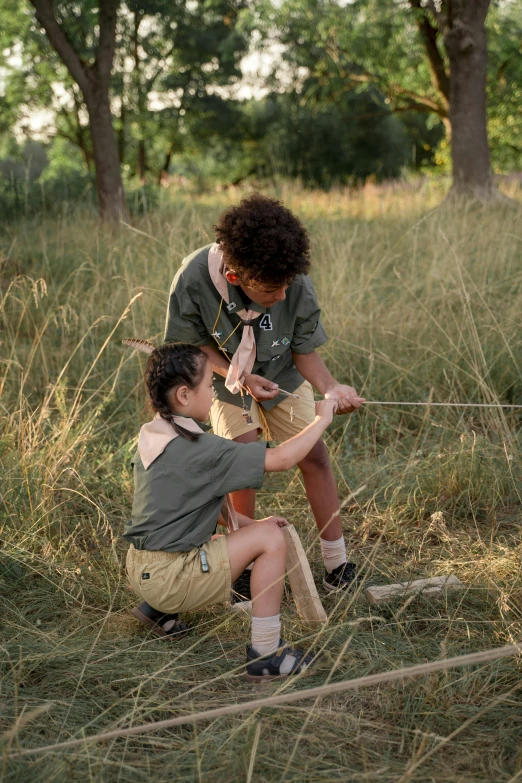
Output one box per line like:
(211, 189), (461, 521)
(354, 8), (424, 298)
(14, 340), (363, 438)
(138, 567), (166, 590)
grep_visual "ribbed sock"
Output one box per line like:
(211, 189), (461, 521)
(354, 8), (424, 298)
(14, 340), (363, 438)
(251, 614), (281, 656)
(320, 536), (347, 573)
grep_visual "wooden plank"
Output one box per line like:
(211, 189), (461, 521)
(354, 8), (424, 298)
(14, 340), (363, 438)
(283, 524), (327, 626)
(365, 574), (464, 605)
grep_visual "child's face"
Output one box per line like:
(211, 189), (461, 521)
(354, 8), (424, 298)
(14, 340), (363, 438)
(168, 359), (215, 422)
(185, 359), (215, 422)
(227, 272), (291, 309)
(240, 280), (290, 309)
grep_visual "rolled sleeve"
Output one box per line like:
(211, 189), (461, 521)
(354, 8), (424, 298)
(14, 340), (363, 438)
(164, 280), (208, 346)
(213, 440), (266, 496)
(291, 279), (328, 355)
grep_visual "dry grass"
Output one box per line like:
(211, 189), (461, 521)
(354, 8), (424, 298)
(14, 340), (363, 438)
(1, 180), (522, 781)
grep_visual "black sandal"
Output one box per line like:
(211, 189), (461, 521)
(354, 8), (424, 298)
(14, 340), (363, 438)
(131, 601), (190, 639)
(245, 638), (321, 682)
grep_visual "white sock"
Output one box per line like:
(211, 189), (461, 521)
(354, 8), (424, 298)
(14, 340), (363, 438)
(251, 614), (281, 656)
(320, 536), (347, 573)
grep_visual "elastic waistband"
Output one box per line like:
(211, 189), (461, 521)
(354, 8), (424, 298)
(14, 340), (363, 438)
(127, 544), (184, 562)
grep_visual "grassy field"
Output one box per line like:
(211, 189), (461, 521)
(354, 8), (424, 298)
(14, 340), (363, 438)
(1, 181), (522, 782)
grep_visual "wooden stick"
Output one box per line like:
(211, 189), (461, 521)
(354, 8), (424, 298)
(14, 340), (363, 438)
(365, 574), (464, 605)
(282, 525), (327, 626)
(10, 642), (522, 757)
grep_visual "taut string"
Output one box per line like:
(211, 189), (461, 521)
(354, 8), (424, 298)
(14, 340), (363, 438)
(122, 339), (522, 411)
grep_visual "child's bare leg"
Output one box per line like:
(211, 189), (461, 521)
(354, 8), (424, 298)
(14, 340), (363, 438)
(298, 438), (357, 585)
(229, 430), (258, 518)
(226, 525), (286, 616)
(297, 438), (342, 540)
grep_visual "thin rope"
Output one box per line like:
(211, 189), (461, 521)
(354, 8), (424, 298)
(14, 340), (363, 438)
(275, 387), (522, 410)
(9, 642), (522, 758)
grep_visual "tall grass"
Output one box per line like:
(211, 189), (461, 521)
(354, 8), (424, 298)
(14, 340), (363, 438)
(1, 181), (522, 782)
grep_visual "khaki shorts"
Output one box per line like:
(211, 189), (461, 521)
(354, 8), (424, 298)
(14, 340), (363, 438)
(210, 381), (315, 441)
(126, 536), (232, 614)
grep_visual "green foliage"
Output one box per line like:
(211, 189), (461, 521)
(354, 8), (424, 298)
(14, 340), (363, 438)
(256, 0), (522, 174)
(487, 1), (522, 171)
(0, 0), (520, 197)
(242, 90), (415, 186)
(0, 0), (250, 178)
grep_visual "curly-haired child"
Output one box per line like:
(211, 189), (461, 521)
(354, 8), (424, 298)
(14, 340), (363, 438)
(164, 193), (365, 604)
(124, 342), (337, 680)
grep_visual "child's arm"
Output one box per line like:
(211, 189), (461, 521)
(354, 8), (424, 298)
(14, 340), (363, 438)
(264, 399), (337, 472)
(292, 350), (365, 414)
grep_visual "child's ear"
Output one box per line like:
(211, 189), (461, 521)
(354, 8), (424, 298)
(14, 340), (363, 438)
(225, 269), (240, 286)
(175, 385), (190, 407)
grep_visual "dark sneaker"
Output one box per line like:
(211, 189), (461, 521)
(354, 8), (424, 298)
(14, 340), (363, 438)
(230, 568), (252, 608)
(245, 638), (322, 682)
(322, 562), (359, 593)
(131, 601), (190, 639)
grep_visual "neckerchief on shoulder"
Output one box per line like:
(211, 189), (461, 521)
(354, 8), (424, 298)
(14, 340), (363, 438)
(137, 413), (239, 530)
(208, 242), (262, 394)
(138, 414), (203, 469)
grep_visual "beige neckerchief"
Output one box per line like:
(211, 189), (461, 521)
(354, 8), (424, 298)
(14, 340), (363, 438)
(208, 242), (262, 394)
(137, 413), (239, 530)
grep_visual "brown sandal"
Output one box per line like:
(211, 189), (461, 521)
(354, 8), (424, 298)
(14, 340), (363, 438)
(131, 601), (191, 639)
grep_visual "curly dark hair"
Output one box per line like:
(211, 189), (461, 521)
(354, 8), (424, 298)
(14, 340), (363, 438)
(145, 342), (207, 441)
(213, 193), (310, 287)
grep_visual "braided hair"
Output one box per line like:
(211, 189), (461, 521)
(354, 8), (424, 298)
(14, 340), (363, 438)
(145, 342), (207, 441)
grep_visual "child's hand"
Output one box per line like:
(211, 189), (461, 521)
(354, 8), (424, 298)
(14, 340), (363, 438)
(258, 515), (289, 527)
(315, 398), (337, 425)
(243, 373), (279, 401)
(325, 384), (365, 414)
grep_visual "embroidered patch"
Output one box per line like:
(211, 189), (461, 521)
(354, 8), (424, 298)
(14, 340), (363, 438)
(271, 339), (281, 347)
(227, 301), (236, 312)
(271, 354), (281, 361)
(281, 337), (290, 347)
(211, 331), (223, 339)
(141, 572), (150, 580)
(259, 313), (273, 330)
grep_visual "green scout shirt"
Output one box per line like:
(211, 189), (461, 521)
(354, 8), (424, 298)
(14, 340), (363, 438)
(123, 432), (266, 552)
(164, 244), (328, 411)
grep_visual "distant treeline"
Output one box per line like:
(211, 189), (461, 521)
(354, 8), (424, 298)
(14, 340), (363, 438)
(0, 1), (520, 219)
(0, 88), (443, 218)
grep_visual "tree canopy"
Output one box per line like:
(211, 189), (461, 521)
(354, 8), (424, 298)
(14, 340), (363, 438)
(0, 0), (520, 215)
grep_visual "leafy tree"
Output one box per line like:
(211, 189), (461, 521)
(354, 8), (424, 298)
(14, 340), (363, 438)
(0, 0), (249, 217)
(257, 0), (521, 196)
(114, 0), (248, 182)
(27, 0), (127, 220)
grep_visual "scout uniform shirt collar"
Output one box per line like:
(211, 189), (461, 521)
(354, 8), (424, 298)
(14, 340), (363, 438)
(229, 280), (267, 315)
(138, 414), (203, 470)
(208, 242), (264, 394)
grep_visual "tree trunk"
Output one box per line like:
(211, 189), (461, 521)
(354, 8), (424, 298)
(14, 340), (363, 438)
(444, 0), (493, 196)
(158, 144), (173, 185)
(30, 0), (127, 220)
(137, 139), (147, 183)
(118, 100), (126, 164)
(86, 89), (128, 221)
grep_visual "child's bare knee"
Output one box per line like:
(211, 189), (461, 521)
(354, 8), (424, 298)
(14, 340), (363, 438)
(269, 524), (286, 554)
(258, 523), (286, 554)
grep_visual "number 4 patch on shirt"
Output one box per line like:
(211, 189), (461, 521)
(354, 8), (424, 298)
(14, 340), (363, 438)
(259, 313), (273, 330)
